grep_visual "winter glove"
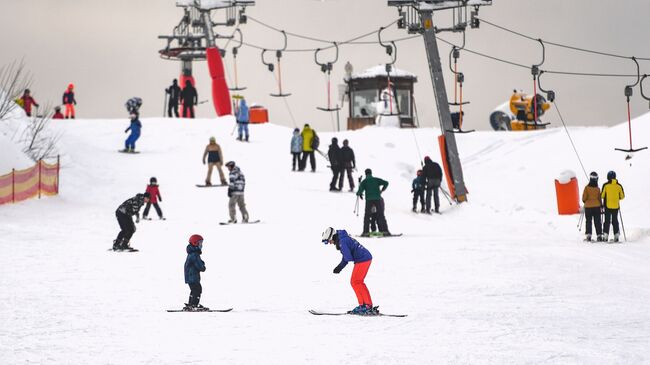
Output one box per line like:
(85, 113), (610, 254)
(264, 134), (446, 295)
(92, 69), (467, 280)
(124, 129), (129, 133)
(135, 217), (140, 223)
(333, 263), (345, 274)
(410, 189), (414, 193)
(357, 194), (363, 200)
(202, 160), (206, 165)
(227, 189), (233, 198)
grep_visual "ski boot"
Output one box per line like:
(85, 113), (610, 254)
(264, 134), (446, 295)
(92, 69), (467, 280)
(613, 233), (620, 243)
(205, 180), (212, 186)
(584, 234), (592, 242)
(366, 305), (380, 316)
(348, 305), (368, 315)
(182, 303), (195, 311)
(596, 235), (604, 242)
(360, 232), (370, 237)
(412, 207), (417, 212)
(242, 214), (249, 223)
(112, 239), (122, 251)
(227, 219), (237, 224)
(195, 304), (210, 311)
(119, 239), (132, 250)
(602, 233), (609, 242)
(421, 207), (426, 213)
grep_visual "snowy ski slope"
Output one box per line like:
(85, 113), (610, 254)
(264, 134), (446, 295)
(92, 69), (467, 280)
(1, 114), (650, 364)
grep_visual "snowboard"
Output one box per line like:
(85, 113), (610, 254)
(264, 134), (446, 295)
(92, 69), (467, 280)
(356, 233), (403, 238)
(108, 247), (139, 252)
(143, 217), (166, 221)
(118, 150), (140, 154)
(196, 184), (228, 188)
(219, 219), (261, 225)
(167, 308), (233, 313)
(309, 310), (407, 318)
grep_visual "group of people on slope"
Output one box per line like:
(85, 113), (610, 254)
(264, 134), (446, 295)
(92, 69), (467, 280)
(16, 85), (77, 119)
(412, 156), (444, 214)
(326, 137), (356, 192)
(165, 79), (198, 118)
(290, 123), (320, 172)
(582, 170), (625, 243)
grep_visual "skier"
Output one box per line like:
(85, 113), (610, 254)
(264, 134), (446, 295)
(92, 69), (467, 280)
(601, 170), (625, 242)
(165, 79), (181, 118)
(113, 192), (150, 250)
(52, 106), (64, 120)
(322, 227), (378, 315)
(202, 137), (227, 186)
(122, 113), (142, 153)
(184, 234), (208, 311)
(180, 80), (198, 118)
(19, 89), (39, 117)
(225, 161), (249, 223)
(125, 97), (142, 115)
(339, 139), (356, 191)
(62, 83), (76, 119)
(290, 128), (303, 171)
(143, 177), (164, 220)
(581, 172), (603, 242)
(411, 170), (426, 213)
(422, 156), (443, 214)
(357, 169), (391, 236)
(236, 98), (250, 142)
(327, 137), (342, 191)
(299, 124), (318, 172)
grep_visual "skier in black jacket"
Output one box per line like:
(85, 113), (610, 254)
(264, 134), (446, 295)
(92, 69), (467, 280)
(166, 79), (181, 118)
(422, 156), (443, 214)
(338, 139), (356, 191)
(113, 192), (150, 250)
(180, 80), (198, 118)
(327, 138), (342, 191)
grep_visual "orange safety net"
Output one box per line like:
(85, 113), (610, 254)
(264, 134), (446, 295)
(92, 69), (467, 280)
(0, 158), (59, 205)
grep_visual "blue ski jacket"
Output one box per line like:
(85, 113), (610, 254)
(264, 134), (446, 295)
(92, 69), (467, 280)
(184, 244), (206, 284)
(237, 99), (249, 123)
(335, 230), (372, 270)
(125, 118), (142, 136)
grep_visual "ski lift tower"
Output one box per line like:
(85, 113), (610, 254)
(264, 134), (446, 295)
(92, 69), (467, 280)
(158, 0), (255, 117)
(388, 0), (492, 203)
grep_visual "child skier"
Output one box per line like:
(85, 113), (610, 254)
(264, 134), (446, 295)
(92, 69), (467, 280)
(184, 234), (208, 311)
(601, 170), (625, 242)
(290, 128), (302, 171)
(19, 89), (39, 117)
(113, 192), (150, 250)
(52, 106), (64, 119)
(122, 113), (142, 153)
(322, 227), (379, 315)
(143, 177), (164, 220)
(411, 170), (426, 213)
(582, 171), (603, 242)
(62, 83), (76, 119)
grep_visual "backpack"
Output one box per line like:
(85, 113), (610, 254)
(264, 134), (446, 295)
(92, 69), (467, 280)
(311, 131), (320, 150)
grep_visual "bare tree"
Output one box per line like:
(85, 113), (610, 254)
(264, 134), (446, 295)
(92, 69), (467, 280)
(18, 103), (61, 161)
(0, 60), (32, 121)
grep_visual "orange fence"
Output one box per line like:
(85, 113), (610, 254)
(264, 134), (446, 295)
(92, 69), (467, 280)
(0, 156), (60, 205)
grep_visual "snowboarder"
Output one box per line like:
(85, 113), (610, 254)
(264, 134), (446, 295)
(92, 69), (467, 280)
(582, 172), (603, 242)
(327, 137), (342, 191)
(180, 80), (197, 118)
(122, 113), (142, 153)
(113, 192), (150, 250)
(322, 227), (378, 315)
(299, 124), (317, 172)
(422, 156), (443, 214)
(143, 177), (164, 220)
(52, 106), (64, 120)
(62, 83), (76, 119)
(19, 89), (39, 117)
(236, 98), (250, 141)
(412, 170), (426, 213)
(184, 234), (208, 311)
(125, 97), (142, 115)
(339, 139), (356, 191)
(202, 137), (227, 186)
(225, 161), (249, 223)
(166, 79), (181, 118)
(601, 170), (625, 242)
(357, 169), (390, 236)
(290, 128), (303, 171)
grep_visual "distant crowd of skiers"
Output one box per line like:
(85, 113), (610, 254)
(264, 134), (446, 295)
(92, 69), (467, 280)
(582, 170), (625, 243)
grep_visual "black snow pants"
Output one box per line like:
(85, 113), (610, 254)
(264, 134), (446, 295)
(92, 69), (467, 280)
(603, 207), (620, 235)
(338, 165), (355, 191)
(143, 202), (163, 219)
(115, 211), (135, 245)
(168, 100), (179, 118)
(425, 179), (441, 213)
(300, 151), (316, 171)
(188, 282), (202, 306)
(413, 189), (425, 210)
(330, 165), (342, 190)
(183, 104), (195, 118)
(292, 152), (301, 171)
(584, 207), (602, 236)
(363, 199), (388, 234)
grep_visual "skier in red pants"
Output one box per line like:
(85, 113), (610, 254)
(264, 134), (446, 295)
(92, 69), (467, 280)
(322, 227), (378, 315)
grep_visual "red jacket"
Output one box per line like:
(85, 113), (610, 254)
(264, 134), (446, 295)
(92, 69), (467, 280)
(145, 184), (162, 204)
(52, 111), (64, 119)
(21, 95), (39, 115)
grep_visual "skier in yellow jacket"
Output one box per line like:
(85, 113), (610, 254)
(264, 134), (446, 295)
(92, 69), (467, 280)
(582, 172), (603, 242)
(601, 170), (625, 242)
(299, 123), (318, 172)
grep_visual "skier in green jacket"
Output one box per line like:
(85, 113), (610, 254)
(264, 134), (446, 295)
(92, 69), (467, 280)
(357, 169), (391, 236)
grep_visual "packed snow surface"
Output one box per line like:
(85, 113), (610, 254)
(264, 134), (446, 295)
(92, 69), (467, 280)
(1, 114), (650, 364)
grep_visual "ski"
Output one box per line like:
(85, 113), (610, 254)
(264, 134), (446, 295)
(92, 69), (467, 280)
(143, 217), (166, 221)
(219, 220), (261, 225)
(309, 310), (407, 317)
(355, 233), (403, 238)
(118, 150), (140, 154)
(108, 248), (139, 252)
(196, 184), (228, 188)
(167, 308), (233, 313)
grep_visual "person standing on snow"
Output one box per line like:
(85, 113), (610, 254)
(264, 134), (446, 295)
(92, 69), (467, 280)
(166, 79), (181, 118)
(122, 113), (142, 153)
(202, 137), (227, 186)
(113, 192), (150, 250)
(225, 161), (249, 223)
(180, 80), (198, 118)
(19, 89), (39, 117)
(338, 139), (356, 192)
(357, 169), (390, 236)
(184, 234), (208, 311)
(322, 227), (379, 315)
(299, 123), (318, 172)
(236, 98), (250, 142)
(582, 172), (603, 242)
(62, 83), (77, 119)
(327, 137), (342, 191)
(143, 177), (164, 220)
(125, 97), (142, 115)
(290, 128), (303, 171)
(52, 106), (64, 120)
(411, 170), (426, 213)
(422, 156), (443, 214)
(601, 170), (625, 242)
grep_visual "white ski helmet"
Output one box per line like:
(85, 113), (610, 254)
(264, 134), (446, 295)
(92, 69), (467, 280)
(321, 227), (335, 244)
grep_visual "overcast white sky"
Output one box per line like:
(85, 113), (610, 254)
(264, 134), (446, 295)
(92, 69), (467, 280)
(2, 0), (650, 131)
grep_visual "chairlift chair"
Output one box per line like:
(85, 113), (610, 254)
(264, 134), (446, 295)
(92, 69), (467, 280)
(315, 42), (341, 112)
(269, 30), (291, 98)
(615, 57), (647, 158)
(378, 26), (401, 117)
(229, 29), (247, 91)
(446, 35), (474, 134)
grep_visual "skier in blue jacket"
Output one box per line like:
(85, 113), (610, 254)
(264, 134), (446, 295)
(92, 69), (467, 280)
(123, 113), (142, 152)
(322, 227), (378, 315)
(236, 98), (250, 142)
(184, 234), (208, 311)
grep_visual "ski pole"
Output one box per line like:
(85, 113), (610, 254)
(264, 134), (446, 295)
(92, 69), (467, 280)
(230, 122), (238, 136)
(577, 210), (584, 231)
(619, 208), (627, 242)
(354, 195), (360, 216)
(439, 186), (453, 205)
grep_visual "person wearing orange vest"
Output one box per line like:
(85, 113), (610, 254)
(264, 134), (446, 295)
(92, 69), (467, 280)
(601, 170), (625, 242)
(62, 83), (77, 119)
(582, 172), (603, 242)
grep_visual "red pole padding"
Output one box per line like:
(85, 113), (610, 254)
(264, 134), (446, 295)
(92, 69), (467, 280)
(179, 74), (196, 118)
(206, 47), (232, 116)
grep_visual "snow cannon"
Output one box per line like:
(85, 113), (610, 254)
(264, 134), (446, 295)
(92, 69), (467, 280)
(489, 90), (551, 131)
